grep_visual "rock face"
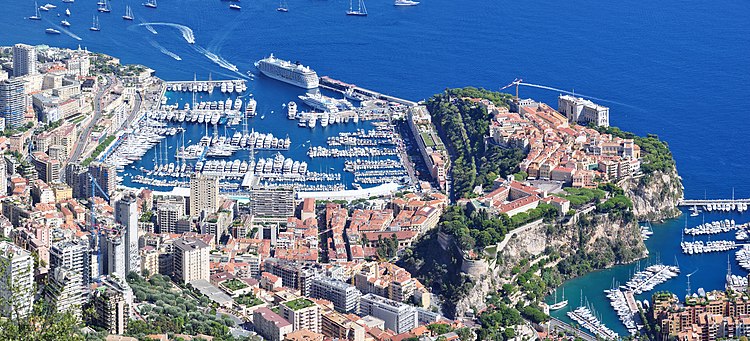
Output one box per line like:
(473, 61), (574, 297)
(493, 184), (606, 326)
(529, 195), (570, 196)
(621, 166), (684, 221)
(453, 215), (646, 318)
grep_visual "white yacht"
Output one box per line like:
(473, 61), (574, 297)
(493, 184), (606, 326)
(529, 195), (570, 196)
(394, 0), (419, 5)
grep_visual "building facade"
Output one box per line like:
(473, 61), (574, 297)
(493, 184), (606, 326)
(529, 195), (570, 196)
(0, 241), (34, 318)
(0, 78), (26, 130)
(172, 238), (210, 284)
(360, 293), (418, 334)
(310, 277), (361, 314)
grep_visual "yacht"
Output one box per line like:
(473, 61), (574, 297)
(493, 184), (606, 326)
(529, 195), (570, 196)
(65, 8), (71, 16)
(122, 5), (134, 20)
(90, 15), (101, 31)
(30, 2), (42, 20)
(277, 0), (289, 12)
(44, 3), (56, 9)
(229, 4), (241, 10)
(61, 20), (71, 27)
(394, 0), (419, 5)
(39, 5), (49, 11)
(549, 288), (568, 310)
(347, 0), (368, 16)
(98, 0), (111, 13)
(45, 28), (61, 34)
(287, 101), (297, 119)
(144, 0), (157, 9)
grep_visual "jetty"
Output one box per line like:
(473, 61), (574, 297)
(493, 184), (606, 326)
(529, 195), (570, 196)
(318, 76), (418, 107)
(679, 199), (749, 212)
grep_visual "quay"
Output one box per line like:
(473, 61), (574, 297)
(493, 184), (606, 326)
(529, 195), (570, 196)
(318, 76), (418, 107)
(679, 199), (750, 212)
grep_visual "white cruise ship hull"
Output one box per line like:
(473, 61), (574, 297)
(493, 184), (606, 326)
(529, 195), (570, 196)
(259, 68), (319, 89)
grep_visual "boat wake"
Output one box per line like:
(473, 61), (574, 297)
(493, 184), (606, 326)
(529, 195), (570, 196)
(138, 19), (158, 35)
(148, 40), (182, 61)
(192, 44), (244, 76)
(138, 22), (194, 43)
(44, 19), (82, 41)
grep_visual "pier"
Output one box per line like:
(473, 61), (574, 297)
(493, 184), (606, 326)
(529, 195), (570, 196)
(679, 199), (750, 212)
(318, 76), (418, 107)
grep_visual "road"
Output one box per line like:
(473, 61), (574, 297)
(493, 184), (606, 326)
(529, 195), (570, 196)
(70, 75), (114, 162)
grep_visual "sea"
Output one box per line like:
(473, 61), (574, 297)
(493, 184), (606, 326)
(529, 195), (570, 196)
(2, 0), (750, 335)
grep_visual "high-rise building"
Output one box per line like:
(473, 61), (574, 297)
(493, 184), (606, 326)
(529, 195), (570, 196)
(189, 173), (218, 218)
(91, 276), (133, 335)
(106, 233), (126, 280)
(0, 78), (26, 130)
(12, 44), (37, 77)
(250, 186), (296, 219)
(88, 162), (116, 197)
(172, 238), (209, 284)
(0, 241), (34, 318)
(264, 258), (316, 295)
(157, 202), (184, 234)
(44, 266), (86, 318)
(49, 239), (91, 290)
(65, 162), (86, 198)
(310, 277), (361, 314)
(30, 151), (61, 183)
(360, 294), (418, 334)
(115, 192), (140, 274)
(0, 159), (7, 196)
(280, 298), (320, 333)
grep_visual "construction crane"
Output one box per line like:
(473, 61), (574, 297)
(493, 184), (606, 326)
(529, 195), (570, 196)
(499, 78), (523, 99)
(88, 173), (111, 232)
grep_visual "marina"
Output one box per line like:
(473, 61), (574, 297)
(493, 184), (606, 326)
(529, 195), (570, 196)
(95, 74), (420, 195)
(566, 304), (619, 340)
(683, 218), (745, 235)
(681, 240), (738, 255)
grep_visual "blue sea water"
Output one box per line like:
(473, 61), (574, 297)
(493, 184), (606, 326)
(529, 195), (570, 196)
(3, 0), (750, 334)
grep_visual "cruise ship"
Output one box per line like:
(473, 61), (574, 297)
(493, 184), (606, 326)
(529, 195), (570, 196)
(255, 54), (319, 89)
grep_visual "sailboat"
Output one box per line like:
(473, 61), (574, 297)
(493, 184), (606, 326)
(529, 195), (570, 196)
(277, 0), (288, 12)
(90, 15), (101, 31)
(549, 288), (568, 310)
(346, 0), (367, 16)
(29, 1), (42, 20)
(143, 0), (157, 9)
(122, 5), (134, 20)
(98, 0), (111, 13)
(65, 8), (71, 16)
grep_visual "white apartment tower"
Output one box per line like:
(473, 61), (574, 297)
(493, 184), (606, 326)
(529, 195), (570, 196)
(106, 233), (127, 280)
(115, 192), (140, 274)
(172, 238), (210, 284)
(189, 173), (219, 219)
(12, 44), (37, 77)
(0, 241), (34, 318)
(360, 293), (418, 334)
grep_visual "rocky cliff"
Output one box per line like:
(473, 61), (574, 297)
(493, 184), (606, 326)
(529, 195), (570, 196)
(453, 214), (646, 318)
(621, 165), (683, 221)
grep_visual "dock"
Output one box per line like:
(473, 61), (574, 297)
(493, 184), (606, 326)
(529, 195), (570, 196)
(679, 199), (749, 212)
(318, 76), (418, 107)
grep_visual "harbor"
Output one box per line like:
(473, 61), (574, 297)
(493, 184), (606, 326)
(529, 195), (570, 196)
(98, 72), (421, 196)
